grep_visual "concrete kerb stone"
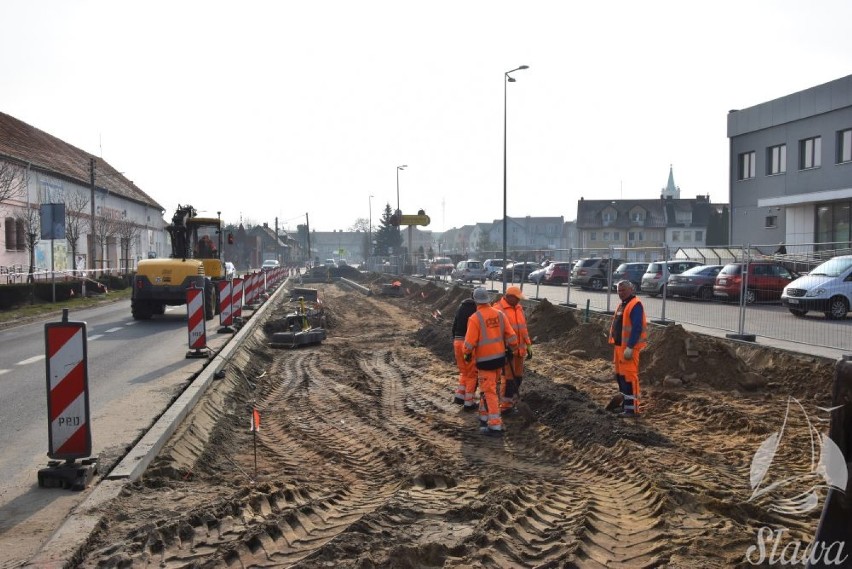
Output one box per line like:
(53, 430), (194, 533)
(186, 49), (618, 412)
(339, 277), (371, 296)
(27, 278), (291, 568)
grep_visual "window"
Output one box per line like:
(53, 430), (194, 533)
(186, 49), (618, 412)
(838, 129), (852, 164)
(628, 231), (635, 241)
(738, 151), (756, 180)
(4, 217), (14, 251)
(638, 231), (644, 241)
(603, 231), (610, 241)
(631, 212), (643, 222)
(683, 231), (692, 242)
(695, 230), (703, 241)
(590, 231), (597, 241)
(767, 144), (786, 174)
(765, 216), (777, 228)
(613, 231), (620, 241)
(800, 136), (821, 169)
(672, 231), (681, 242)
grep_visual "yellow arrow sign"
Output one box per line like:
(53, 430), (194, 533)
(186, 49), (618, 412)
(399, 214), (431, 226)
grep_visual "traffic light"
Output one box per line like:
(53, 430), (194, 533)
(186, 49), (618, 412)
(227, 233), (234, 244)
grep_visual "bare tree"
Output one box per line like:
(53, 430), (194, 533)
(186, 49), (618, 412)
(13, 205), (40, 281)
(114, 216), (141, 274)
(64, 190), (89, 275)
(0, 161), (26, 206)
(92, 211), (120, 273)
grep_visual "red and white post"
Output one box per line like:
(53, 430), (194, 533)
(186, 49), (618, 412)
(218, 279), (234, 333)
(39, 309), (97, 489)
(186, 283), (208, 358)
(232, 276), (244, 321)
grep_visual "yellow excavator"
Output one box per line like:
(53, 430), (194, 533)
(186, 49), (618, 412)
(131, 205), (225, 320)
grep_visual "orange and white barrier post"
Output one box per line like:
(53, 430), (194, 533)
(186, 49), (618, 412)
(39, 309), (97, 489)
(186, 283), (208, 358)
(218, 279), (234, 333)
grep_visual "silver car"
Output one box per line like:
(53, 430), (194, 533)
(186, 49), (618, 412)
(451, 260), (488, 283)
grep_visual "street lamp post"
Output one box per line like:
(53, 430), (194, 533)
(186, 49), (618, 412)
(503, 65), (529, 294)
(368, 194), (374, 266)
(396, 164), (407, 215)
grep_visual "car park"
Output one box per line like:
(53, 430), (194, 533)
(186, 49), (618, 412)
(571, 258), (623, 290)
(610, 262), (649, 291)
(483, 258), (513, 279)
(666, 264), (723, 300)
(451, 260), (488, 283)
(542, 261), (573, 285)
(781, 255), (852, 319)
(640, 260), (703, 297)
(714, 261), (797, 304)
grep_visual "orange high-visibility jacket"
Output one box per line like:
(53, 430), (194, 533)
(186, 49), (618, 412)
(495, 297), (531, 349)
(608, 296), (647, 349)
(464, 305), (518, 370)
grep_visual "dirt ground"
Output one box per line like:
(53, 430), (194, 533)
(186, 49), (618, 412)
(72, 273), (838, 568)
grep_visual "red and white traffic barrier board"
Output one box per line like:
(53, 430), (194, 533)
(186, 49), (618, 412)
(44, 318), (91, 460)
(232, 276), (243, 320)
(186, 284), (207, 356)
(218, 279), (233, 329)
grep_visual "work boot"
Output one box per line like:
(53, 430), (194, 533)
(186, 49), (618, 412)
(452, 397), (464, 405)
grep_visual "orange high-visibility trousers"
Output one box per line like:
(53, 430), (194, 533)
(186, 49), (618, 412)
(453, 339), (478, 408)
(499, 352), (525, 412)
(477, 369), (503, 432)
(613, 344), (642, 414)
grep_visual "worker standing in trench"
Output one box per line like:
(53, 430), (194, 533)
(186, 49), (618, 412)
(493, 286), (532, 414)
(451, 290), (479, 411)
(463, 287), (518, 436)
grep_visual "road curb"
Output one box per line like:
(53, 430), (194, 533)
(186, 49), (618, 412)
(26, 279), (290, 568)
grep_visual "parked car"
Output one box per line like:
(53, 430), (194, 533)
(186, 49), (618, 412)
(640, 260), (703, 297)
(528, 266), (548, 284)
(431, 257), (455, 276)
(714, 261), (797, 304)
(666, 264), (723, 300)
(542, 261), (574, 285)
(571, 258), (623, 290)
(451, 260), (488, 283)
(483, 258), (513, 279)
(497, 261), (540, 283)
(610, 262), (649, 291)
(781, 255), (852, 319)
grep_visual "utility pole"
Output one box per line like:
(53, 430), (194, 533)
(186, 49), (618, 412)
(89, 158), (96, 271)
(305, 213), (311, 265)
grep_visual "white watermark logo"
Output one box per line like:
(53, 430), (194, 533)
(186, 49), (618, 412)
(744, 397), (847, 566)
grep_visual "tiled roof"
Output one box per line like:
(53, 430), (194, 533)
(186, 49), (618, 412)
(0, 111), (163, 211)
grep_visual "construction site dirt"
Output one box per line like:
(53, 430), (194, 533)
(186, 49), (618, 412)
(71, 273), (838, 568)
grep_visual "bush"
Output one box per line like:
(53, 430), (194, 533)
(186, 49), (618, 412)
(0, 284), (31, 309)
(97, 274), (129, 291)
(34, 281), (83, 302)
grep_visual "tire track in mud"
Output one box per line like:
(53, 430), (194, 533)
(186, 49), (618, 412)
(77, 281), (824, 568)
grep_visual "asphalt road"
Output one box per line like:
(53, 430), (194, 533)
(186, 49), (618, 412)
(0, 299), (233, 565)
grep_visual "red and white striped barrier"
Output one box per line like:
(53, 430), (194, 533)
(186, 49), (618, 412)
(218, 279), (234, 331)
(44, 317), (91, 460)
(186, 284), (208, 357)
(232, 276), (243, 320)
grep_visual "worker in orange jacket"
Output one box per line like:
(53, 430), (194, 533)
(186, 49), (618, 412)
(608, 280), (647, 416)
(451, 291), (479, 410)
(463, 287), (518, 436)
(494, 285), (532, 414)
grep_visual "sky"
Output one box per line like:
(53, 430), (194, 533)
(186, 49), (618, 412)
(3, 1), (852, 234)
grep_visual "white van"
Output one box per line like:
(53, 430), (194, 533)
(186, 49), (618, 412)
(781, 255), (852, 319)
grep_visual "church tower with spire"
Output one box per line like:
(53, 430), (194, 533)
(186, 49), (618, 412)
(661, 164), (680, 199)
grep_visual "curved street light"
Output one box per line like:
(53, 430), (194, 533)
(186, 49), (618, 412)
(396, 164), (407, 214)
(503, 65), (529, 293)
